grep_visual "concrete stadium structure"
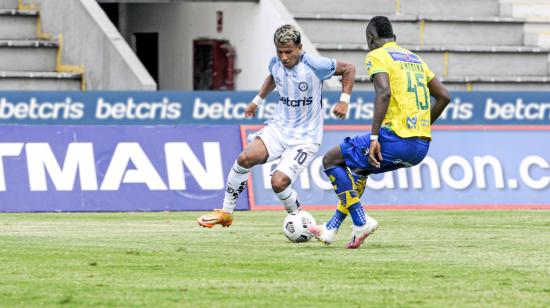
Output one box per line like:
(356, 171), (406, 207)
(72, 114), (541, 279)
(0, 0), (549, 90)
(0, 0), (155, 90)
(283, 0), (550, 90)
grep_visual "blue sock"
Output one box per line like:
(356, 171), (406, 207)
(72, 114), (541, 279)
(325, 172), (367, 230)
(348, 203), (367, 227)
(325, 166), (366, 227)
(326, 210), (346, 230)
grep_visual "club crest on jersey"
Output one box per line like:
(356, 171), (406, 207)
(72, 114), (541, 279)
(298, 82), (308, 92)
(407, 116), (417, 129)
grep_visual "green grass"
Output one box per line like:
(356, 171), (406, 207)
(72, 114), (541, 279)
(0, 210), (549, 307)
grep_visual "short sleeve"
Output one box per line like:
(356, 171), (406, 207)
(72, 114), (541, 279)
(268, 56), (278, 75)
(303, 54), (336, 81)
(422, 61), (435, 83)
(365, 51), (388, 80)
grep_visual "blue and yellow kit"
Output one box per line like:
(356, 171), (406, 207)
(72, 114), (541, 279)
(365, 41), (435, 139)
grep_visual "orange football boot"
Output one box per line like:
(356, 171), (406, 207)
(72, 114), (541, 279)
(197, 209), (233, 228)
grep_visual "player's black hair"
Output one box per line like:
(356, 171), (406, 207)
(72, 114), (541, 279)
(367, 16), (394, 39)
(274, 25), (301, 45)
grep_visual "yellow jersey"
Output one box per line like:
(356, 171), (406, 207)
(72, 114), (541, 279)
(365, 42), (435, 139)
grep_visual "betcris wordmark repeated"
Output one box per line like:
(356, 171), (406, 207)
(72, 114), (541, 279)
(0, 91), (550, 125)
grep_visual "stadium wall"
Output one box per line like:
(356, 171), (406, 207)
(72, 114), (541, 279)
(119, 0), (339, 90)
(26, 0), (156, 90)
(0, 91), (549, 212)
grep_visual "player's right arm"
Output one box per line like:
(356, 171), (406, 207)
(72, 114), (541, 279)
(368, 72), (391, 168)
(245, 74), (276, 118)
(365, 51), (390, 168)
(427, 77), (451, 124)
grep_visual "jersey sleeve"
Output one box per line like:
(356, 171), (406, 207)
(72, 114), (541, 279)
(422, 60), (435, 83)
(365, 51), (388, 80)
(303, 54), (337, 81)
(268, 56), (278, 75)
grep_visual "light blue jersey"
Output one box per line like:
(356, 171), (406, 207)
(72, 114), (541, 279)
(268, 52), (336, 145)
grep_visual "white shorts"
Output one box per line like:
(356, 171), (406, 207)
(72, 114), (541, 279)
(253, 124), (320, 182)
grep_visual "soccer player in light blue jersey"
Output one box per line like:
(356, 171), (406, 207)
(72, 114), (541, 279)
(198, 24), (356, 228)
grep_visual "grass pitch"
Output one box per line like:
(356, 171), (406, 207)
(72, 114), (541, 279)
(0, 210), (549, 307)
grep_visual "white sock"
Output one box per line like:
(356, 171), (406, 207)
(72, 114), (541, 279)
(222, 161), (250, 214)
(277, 186), (300, 213)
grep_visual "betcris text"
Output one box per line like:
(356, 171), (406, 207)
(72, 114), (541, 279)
(279, 96), (313, 107)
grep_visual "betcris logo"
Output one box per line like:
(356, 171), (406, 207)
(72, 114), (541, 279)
(280, 96), (313, 107)
(0, 125), (248, 212)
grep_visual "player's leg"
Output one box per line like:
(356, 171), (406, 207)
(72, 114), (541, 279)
(197, 136), (270, 228)
(346, 129), (430, 248)
(330, 171), (367, 225)
(308, 144), (372, 244)
(330, 144), (377, 245)
(309, 169), (363, 245)
(319, 137), (379, 248)
(271, 171), (299, 213)
(273, 142), (320, 213)
(328, 170), (367, 225)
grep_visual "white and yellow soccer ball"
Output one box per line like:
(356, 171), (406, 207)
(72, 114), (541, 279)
(283, 210), (316, 243)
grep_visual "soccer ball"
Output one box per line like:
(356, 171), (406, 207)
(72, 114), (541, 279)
(283, 210), (316, 243)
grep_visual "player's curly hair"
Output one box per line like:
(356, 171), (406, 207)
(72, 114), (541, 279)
(368, 16), (394, 39)
(274, 25), (301, 45)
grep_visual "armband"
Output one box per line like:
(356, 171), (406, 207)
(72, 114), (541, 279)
(369, 134), (379, 141)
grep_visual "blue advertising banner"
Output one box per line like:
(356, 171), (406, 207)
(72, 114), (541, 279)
(0, 91), (549, 125)
(0, 125), (247, 212)
(244, 125), (550, 209)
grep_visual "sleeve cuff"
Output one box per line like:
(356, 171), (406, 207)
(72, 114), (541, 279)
(369, 69), (388, 80)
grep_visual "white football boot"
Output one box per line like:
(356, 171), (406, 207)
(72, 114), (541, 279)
(307, 224), (337, 245)
(346, 215), (379, 249)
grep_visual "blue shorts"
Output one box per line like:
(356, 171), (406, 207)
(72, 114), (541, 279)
(340, 128), (430, 175)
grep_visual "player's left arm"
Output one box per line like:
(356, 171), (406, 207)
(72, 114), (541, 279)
(427, 77), (451, 124)
(332, 61), (356, 119)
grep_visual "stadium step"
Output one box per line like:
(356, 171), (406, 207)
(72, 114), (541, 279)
(0, 40), (58, 71)
(0, 71), (81, 90)
(318, 44), (550, 78)
(294, 14), (531, 47)
(0, 7), (84, 90)
(282, 0), (499, 17)
(500, 0), (550, 19)
(285, 0), (550, 90)
(0, 9), (38, 40)
(0, 0), (17, 9)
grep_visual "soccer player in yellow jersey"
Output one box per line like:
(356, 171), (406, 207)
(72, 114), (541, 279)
(309, 16), (451, 249)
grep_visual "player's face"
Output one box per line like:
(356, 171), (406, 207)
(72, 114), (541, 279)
(366, 28), (376, 51)
(275, 42), (302, 69)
